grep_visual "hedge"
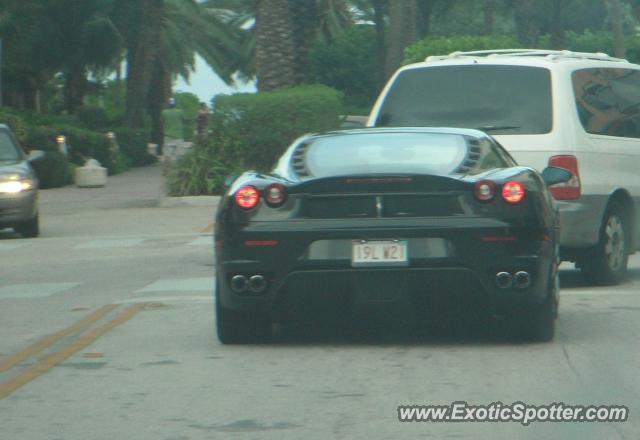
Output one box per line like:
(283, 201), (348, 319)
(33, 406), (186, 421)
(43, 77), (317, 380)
(403, 32), (640, 66)
(211, 84), (344, 172)
(167, 85), (344, 196)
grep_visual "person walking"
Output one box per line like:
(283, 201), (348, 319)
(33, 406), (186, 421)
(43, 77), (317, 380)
(161, 98), (185, 162)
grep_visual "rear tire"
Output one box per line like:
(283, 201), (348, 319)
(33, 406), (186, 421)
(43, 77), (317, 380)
(14, 214), (39, 238)
(215, 285), (270, 344)
(507, 267), (558, 343)
(580, 202), (628, 286)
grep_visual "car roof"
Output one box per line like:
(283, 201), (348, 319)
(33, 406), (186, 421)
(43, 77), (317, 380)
(399, 49), (637, 72)
(313, 126), (494, 141)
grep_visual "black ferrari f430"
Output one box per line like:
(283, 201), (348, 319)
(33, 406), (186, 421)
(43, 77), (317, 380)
(214, 128), (572, 343)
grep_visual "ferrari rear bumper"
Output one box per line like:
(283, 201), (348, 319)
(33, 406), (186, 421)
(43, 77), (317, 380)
(215, 223), (556, 320)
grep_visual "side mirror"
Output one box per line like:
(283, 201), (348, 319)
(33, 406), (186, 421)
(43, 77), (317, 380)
(541, 166), (572, 186)
(224, 174), (238, 188)
(27, 150), (45, 162)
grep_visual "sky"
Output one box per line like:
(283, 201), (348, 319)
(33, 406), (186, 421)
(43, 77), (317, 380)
(174, 56), (256, 104)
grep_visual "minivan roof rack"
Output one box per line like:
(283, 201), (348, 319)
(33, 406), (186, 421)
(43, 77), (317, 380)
(425, 49), (628, 63)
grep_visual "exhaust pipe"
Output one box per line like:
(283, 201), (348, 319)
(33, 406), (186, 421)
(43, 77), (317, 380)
(230, 275), (249, 293)
(514, 271), (531, 289)
(495, 272), (513, 289)
(249, 275), (267, 293)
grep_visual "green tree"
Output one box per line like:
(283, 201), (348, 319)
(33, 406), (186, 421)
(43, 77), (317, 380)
(311, 25), (379, 110)
(114, 0), (242, 130)
(386, 0), (419, 78)
(252, 0), (353, 91)
(255, 0), (297, 91)
(0, 0), (121, 112)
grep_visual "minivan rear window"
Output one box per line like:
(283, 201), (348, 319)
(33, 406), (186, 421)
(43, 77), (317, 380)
(375, 65), (553, 135)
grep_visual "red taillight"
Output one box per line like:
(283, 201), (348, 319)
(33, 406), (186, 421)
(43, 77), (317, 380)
(234, 186), (259, 209)
(474, 179), (496, 201)
(265, 184), (287, 207)
(548, 155), (581, 200)
(502, 181), (526, 204)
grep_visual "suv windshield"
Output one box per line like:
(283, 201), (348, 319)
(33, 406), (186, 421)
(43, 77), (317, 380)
(375, 65), (552, 135)
(0, 129), (22, 162)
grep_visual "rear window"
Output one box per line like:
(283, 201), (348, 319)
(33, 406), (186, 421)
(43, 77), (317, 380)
(293, 132), (504, 178)
(375, 65), (553, 135)
(572, 68), (640, 138)
(0, 130), (21, 162)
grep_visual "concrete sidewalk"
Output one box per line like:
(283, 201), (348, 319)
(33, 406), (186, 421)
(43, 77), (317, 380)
(39, 163), (219, 215)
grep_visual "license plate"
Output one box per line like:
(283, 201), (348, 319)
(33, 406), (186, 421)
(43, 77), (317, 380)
(351, 240), (408, 267)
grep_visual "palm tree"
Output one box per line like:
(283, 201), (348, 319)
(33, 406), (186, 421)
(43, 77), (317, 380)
(609, 0), (625, 58)
(254, 0), (297, 91)
(115, 0), (243, 128)
(146, 0), (244, 142)
(386, 0), (419, 78)
(1, 0), (122, 112)
(0, 1), (51, 110)
(251, 0), (353, 91)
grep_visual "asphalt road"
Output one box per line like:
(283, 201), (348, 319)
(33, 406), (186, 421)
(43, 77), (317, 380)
(1, 181), (639, 440)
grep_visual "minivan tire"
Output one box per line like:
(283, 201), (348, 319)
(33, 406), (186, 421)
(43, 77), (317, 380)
(580, 202), (628, 285)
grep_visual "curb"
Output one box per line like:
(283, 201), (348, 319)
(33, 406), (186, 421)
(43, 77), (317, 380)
(159, 196), (221, 208)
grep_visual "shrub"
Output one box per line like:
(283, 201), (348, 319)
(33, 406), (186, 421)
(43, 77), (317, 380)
(113, 127), (156, 166)
(166, 145), (233, 196)
(211, 84), (343, 172)
(76, 105), (112, 130)
(310, 26), (379, 110)
(56, 125), (114, 170)
(23, 126), (59, 152)
(0, 106), (27, 141)
(31, 151), (73, 189)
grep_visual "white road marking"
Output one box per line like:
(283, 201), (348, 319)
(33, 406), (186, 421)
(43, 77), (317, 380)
(75, 239), (146, 249)
(118, 295), (213, 304)
(0, 242), (25, 251)
(188, 236), (213, 246)
(561, 290), (637, 296)
(0, 283), (80, 299)
(136, 277), (213, 293)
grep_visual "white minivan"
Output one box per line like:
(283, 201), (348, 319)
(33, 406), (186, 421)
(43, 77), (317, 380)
(368, 49), (640, 285)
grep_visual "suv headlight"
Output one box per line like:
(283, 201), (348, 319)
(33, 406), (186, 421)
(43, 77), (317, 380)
(0, 176), (35, 193)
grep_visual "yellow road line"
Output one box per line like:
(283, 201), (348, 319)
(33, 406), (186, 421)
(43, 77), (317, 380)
(0, 303), (147, 400)
(0, 304), (117, 373)
(200, 222), (214, 233)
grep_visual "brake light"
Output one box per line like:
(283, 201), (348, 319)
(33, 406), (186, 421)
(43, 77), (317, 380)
(502, 181), (525, 204)
(548, 155), (581, 200)
(234, 186), (259, 209)
(474, 179), (496, 201)
(265, 184), (287, 207)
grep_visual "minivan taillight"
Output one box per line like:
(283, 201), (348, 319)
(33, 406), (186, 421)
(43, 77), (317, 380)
(548, 155), (581, 200)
